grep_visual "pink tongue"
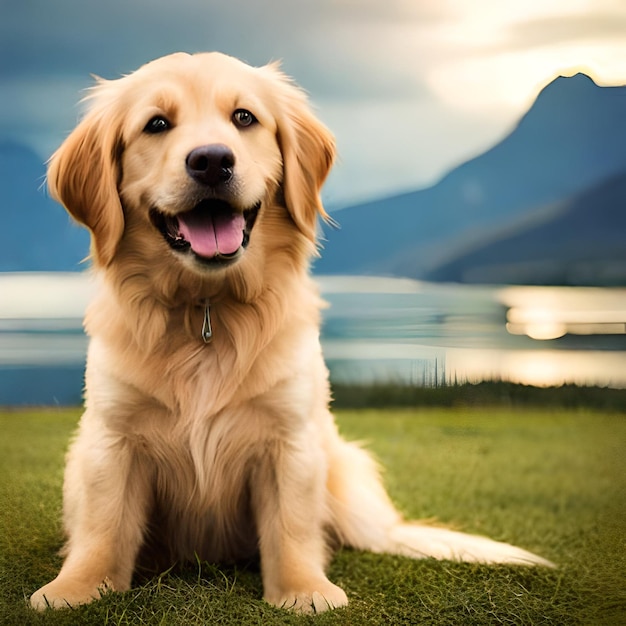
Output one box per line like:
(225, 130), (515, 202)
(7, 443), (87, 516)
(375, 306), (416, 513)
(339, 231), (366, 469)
(177, 211), (245, 258)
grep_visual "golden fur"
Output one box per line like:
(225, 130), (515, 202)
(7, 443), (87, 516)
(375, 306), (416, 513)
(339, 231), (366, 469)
(31, 52), (552, 614)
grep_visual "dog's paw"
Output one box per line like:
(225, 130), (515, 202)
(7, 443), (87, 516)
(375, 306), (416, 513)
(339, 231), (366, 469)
(30, 576), (114, 610)
(265, 580), (348, 614)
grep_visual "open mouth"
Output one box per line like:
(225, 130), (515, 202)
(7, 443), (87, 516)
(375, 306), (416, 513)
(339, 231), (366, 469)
(150, 199), (260, 266)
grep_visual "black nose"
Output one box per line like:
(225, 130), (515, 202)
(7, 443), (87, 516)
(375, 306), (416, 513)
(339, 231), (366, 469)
(186, 144), (235, 187)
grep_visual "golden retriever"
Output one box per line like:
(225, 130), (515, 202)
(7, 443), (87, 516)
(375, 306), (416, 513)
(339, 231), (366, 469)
(31, 52), (552, 614)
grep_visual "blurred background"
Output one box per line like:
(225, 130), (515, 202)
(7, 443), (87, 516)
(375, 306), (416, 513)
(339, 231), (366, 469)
(1, 0), (626, 404)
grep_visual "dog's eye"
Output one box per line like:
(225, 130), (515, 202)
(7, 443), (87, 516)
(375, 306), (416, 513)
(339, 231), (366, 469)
(232, 109), (257, 128)
(144, 116), (171, 134)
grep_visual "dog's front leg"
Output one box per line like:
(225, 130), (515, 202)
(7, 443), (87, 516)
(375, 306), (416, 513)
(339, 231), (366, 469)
(252, 433), (348, 614)
(31, 423), (152, 610)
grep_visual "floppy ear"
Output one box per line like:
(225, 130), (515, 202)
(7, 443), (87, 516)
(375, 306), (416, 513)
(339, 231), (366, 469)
(271, 68), (336, 244)
(47, 84), (125, 267)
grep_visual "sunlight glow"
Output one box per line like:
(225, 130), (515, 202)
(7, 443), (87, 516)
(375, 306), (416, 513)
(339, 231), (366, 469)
(423, 1), (626, 115)
(429, 49), (626, 115)
(508, 318), (568, 341)
(446, 348), (626, 388)
(500, 287), (626, 340)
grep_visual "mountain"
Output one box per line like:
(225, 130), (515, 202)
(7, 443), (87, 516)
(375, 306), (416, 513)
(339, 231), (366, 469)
(3, 73), (625, 281)
(426, 170), (626, 285)
(0, 141), (89, 271)
(314, 73), (626, 283)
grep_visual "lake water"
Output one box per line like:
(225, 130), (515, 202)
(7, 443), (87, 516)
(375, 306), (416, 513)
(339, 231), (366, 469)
(1, 273), (625, 404)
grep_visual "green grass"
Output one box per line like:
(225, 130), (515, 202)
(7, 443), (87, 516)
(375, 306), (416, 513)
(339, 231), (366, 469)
(1, 406), (625, 625)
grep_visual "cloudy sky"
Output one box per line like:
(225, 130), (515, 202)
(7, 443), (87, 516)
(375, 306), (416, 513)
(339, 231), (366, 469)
(3, 0), (626, 206)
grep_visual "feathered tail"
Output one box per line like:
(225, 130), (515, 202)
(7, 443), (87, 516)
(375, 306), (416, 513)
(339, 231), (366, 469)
(384, 523), (554, 566)
(327, 438), (555, 568)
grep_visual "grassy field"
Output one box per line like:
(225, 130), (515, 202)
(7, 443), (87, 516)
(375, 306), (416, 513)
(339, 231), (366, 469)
(1, 405), (625, 625)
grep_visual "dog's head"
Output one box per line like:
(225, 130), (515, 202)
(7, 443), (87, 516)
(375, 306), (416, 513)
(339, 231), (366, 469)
(48, 52), (335, 274)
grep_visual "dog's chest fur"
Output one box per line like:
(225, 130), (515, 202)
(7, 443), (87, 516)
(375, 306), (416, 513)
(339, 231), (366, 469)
(83, 282), (328, 567)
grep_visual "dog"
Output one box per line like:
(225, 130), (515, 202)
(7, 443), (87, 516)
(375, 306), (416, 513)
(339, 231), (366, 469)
(30, 52), (552, 614)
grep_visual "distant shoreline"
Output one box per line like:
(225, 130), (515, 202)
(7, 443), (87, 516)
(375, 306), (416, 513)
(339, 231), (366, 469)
(2, 380), (624, 411)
